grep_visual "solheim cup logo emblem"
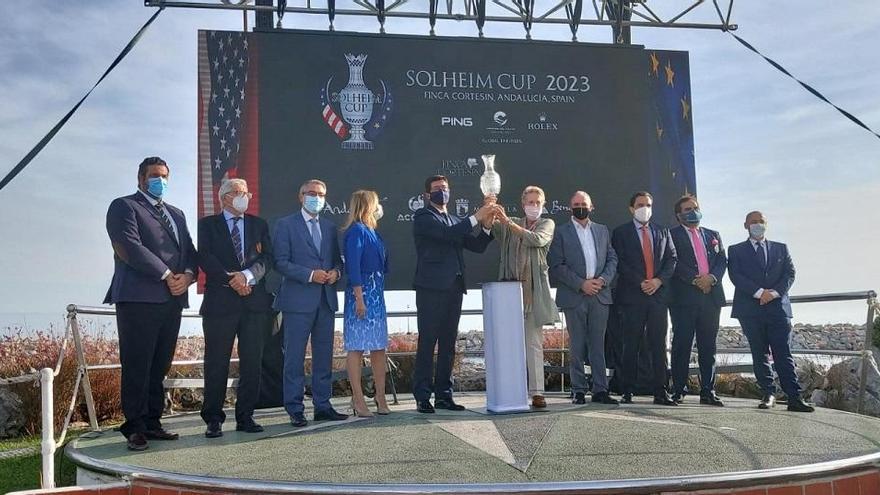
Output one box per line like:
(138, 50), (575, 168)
(320, 53), (394, 150)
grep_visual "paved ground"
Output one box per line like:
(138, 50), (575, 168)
(69, 394), (880, 484)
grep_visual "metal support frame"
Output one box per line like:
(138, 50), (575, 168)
(142, 0), (737, 36)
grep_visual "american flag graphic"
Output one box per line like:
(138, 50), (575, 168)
(197, 30), (260, 218)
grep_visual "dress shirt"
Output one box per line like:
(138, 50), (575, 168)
(572, 219), (598, 279)
(222, 209), (254, 285)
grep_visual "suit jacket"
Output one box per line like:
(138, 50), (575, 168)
(548, 220), (618, 307)
(104, 192), (198, 307)
(611, 221), (677, 305)
(669, 224), (727, 307)
(728, 239), (795, 319)
(198, 212), (273, 316)
(412, 206), (493, 293)
(272, 210), (343, 313)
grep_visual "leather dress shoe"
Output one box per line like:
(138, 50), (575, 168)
(434, 398), (466, 411)
(290, 413), (308, 427)
(144, 428), (179, 440)
(236, 421), (264, 433)
(314, 407), (349, 421)
(653, 394), (678, 406)
(700, 392), (724, 407)
(205, 422), (223, 438)
(416, 400), (435, 413)
(127, 432), (148, 451)
(787, 398), (815, 413)
(621, 393), (634, 404)
(572, 392), (586, 405)
(591, 391), (620, 405)
(531, 395), (547, 408)
(758, 394), (776, 409)
(671, 392), (685, 404)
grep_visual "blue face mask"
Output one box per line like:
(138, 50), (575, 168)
(146, 177), (168, 199)
(303, 195), (325, 214)
(430, 189), (450, 206)
(679, 209), (702, 225)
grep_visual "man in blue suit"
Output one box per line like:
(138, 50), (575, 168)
(273, 179), (347, 427)
(105, 157), (198, 451)
(611, 191), (677, 405)
(412, 175), (495, 413)
(548, 191), (620, 405)
(668, 195), (726, 406)
(728, 211), (814, 412)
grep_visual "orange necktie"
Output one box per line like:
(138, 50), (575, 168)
(641, 225), (654, 280)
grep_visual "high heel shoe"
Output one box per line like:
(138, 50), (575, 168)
(350, 399), (374, 418)
(373, 396), (391, 415)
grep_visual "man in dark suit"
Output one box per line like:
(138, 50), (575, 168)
(198, 178), (274, 438)
(728, 211), (814, 412)
(105, 156), (198, 451)
(273, 179), (347, 427)
(668, 195), (726, 406)
(412, 175), (495, 413)
(548, 191), (619, 405)
(611, 191), (677, 405)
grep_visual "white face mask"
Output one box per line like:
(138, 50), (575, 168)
(633, 206), (652, 224)
(231, 194), (249, 214)
(372, 203), (384, 221)
(523, 204), (542, 221)
(749, 223), (766, 239)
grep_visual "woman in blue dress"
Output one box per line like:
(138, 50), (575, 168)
(342, 190), (390, 417)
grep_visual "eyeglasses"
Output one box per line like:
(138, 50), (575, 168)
(225, 191), (253, 199)
(303, 191), (326, 198)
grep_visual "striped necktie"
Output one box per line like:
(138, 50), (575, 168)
(154, 202), (174, 233)
(231, 217), (244, 266)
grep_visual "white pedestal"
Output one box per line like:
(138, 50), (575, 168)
(482, 281), (529, 413)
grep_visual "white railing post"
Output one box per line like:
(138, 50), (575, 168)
(40, 367), (56, 489)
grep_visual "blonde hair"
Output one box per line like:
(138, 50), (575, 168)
(521, 185), (546, 204)
(344, 190), (379, 230)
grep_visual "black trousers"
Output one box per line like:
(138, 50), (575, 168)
(116, 300), (182, 438)
(619, 300), (669, 396)
(256, 312), (284, 409)
(413, 280), (464, 402)
(200, 310), (269, 425)
(670, 297), (721, 396)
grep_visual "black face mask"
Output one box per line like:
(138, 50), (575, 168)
(572, 207), (591, 220)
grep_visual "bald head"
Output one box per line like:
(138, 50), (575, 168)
(570, 191), (592, 209)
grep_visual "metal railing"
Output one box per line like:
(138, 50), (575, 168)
(2, 289), (876, 488)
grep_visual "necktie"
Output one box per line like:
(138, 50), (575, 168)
(154, 202), (174, 233)
(231, 217), (244, 266)
(689, 228), (710, 276)
(641, 225), (654, 280)
(309, 218), (322, 250)
(756, 242), (767, 271)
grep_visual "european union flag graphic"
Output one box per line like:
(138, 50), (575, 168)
(646, 50), (696, 209)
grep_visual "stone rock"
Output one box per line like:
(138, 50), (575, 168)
(812, 346), (880, 417)
(0, 385), (25, 438)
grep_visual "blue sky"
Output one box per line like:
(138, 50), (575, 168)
(1, 1), (878, 334)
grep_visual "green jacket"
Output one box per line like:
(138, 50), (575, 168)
(492, 217), (558, 325)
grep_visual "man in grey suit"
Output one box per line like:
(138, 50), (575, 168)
(548, 191), (620, 405)
(273, 179), (347, 427)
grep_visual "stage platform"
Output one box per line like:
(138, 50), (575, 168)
(66, 393), (880, 494)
